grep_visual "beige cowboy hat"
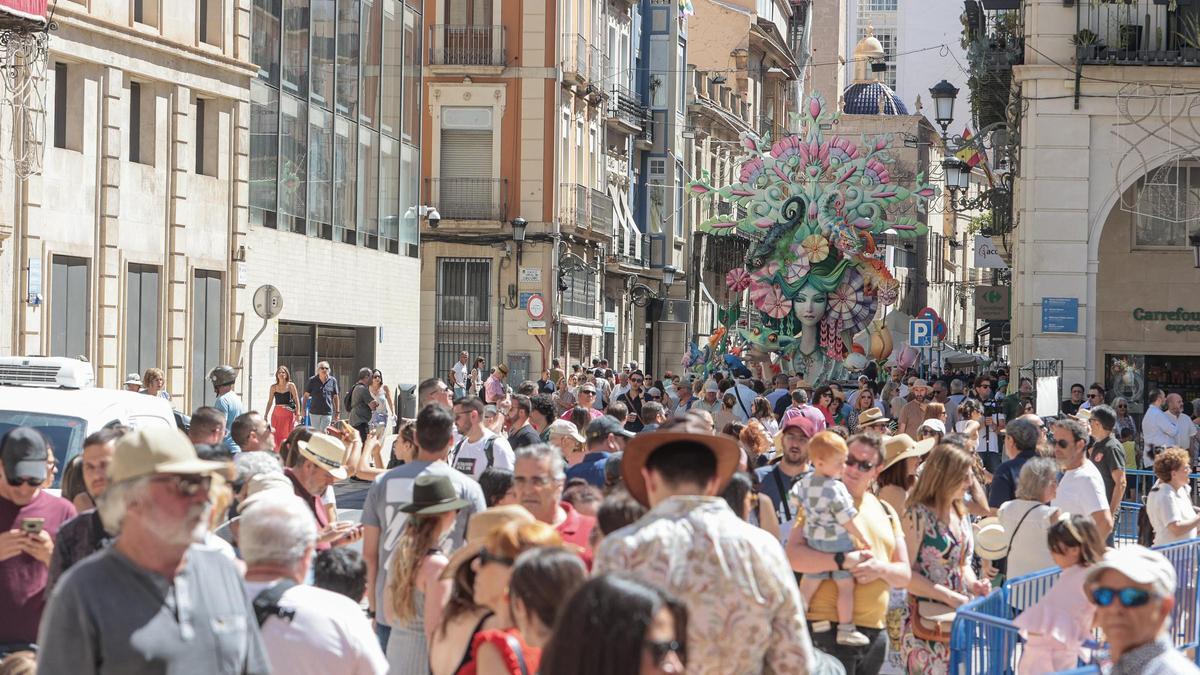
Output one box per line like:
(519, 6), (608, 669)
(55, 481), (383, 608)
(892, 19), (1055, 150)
(622, 421), (740, 507)
(911, 379), (930, 393)
(296, 432), (349, 480)
(880, 434), (935, 473)
(440, 505), (535, 580)
(856, 407), (891, 428)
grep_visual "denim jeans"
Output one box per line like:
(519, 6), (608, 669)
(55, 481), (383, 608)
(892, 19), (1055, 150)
(309, 413), (333, 433)
(374, 622), (391, 652)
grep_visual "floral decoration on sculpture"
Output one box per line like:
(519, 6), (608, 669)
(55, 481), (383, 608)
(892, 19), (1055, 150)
(686, 92), (939, 382)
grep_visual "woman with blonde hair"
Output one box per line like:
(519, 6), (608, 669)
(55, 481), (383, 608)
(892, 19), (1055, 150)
(265, 364), (301, 450)
(142, 367), (170, 400)
(384, 475), (470, 674)
(900, 442), (993, 673)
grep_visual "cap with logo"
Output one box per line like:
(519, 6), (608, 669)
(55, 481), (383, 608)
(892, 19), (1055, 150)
(110, 426), (231, 484)
(0, 427), (48, 483)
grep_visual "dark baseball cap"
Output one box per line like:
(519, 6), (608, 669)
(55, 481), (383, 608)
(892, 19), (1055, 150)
(1, 427), (48, 482)
(586, 415), (635, 443)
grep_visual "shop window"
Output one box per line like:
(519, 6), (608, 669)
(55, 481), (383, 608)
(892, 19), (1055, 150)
(563, 266), (597, 319)
(435, 258), (491, 382)
(191, 270), (223, 407)
(126, 264), (160, 377)
(1133, 164), (1200, 248)
(51, 256), (89, 359)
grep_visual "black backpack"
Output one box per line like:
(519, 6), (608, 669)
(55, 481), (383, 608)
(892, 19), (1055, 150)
(452, 436), (497, 471)
(252, 579), (297, 626)
(344, 383), (362, 413)
(1138, 489), (1158, 547)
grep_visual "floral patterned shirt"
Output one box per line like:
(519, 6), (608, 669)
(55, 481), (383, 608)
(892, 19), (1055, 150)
(595, 495), (828, 675)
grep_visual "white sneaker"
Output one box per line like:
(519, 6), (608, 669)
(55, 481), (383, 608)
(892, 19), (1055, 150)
(836, 625), (870, 647)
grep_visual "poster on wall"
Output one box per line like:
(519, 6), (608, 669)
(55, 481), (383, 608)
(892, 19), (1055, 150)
(1105, 354), (1145, 414)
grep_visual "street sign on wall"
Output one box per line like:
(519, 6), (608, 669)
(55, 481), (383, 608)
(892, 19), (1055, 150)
(975, 285), (1010, 321)
(1041, 297), (1079, 333)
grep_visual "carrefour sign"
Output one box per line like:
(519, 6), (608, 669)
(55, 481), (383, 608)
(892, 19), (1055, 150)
(1132, 308), (1200, 333)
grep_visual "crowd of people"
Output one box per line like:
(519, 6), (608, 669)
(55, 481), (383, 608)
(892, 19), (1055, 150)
(1, 358), (1199, 674)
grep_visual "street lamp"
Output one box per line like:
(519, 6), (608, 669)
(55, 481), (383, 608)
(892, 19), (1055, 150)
(1191, 232), (1200, 269)
(510, 217), (527, 242)
(663, 265), (676, 287)
(943, 158), (964, 193)
(929, 80), (959, 136)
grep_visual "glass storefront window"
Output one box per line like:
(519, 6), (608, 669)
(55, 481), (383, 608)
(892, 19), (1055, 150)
(361, 0), (382, 129)
(281, 0), (309, 97)
(249, 81), (279, 228)
(252, 0), (281, 85)
(334, 115), (358, 244)
(402, 5), (420, 143)
(380, 135), (400, 254)
(336, 0), (360, 117)
(360, 127), (380, 249)
(308, 106), (333, 239)
(400, 142), (418, 251)
(381, 0), (402, 138)
(311, 0), (336, 109)
(279, 93), (308, 233)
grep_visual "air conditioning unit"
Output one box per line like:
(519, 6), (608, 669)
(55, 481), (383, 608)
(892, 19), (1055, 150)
(0, 356), (96, 389)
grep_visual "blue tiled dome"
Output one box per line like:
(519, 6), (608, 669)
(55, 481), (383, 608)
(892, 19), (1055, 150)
(842, 81), (909, 115)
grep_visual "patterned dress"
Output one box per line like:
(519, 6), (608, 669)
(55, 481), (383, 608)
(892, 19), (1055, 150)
(900, 502), (973, 675)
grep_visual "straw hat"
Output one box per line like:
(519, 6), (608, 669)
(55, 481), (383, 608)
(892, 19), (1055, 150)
(110, 426), (231, 484)
(496, 364), (509, 376)
(856, 407), (890, 428)
(296, 433), (348, 480)
(911, 379), (930, 392)
(879, 434), (935, 473)
(622, 418), (739, 507)
(440, 505), (535, 580)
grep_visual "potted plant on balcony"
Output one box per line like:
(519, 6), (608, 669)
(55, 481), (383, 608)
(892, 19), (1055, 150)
(1071, 28), (1105, 59)
(1179, 13), (1200, 62)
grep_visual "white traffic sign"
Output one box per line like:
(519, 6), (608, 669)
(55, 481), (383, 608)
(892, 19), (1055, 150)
(909, 318), (934, 347)
(526, 293), (546, 320)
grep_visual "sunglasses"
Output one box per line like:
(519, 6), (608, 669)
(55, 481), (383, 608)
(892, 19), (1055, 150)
(151, 474), (212, 497)
(6, 476), (41, 487)
(644, 639), (683, 666)
(1091, 586), (1156, 608)
(631, 378), (644, 383)
(846, 458), (876, 471)
(1054, 439), (1072, 449)
(477, 547), (514, 567)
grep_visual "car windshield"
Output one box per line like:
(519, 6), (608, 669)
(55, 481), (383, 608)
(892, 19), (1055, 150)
(0, 410), (87, 487)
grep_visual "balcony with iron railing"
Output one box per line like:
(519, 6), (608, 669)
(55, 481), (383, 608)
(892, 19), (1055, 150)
(590, 187), (614, 237)
(426, 177), (507, 221)
(561, 33), (589, 82)
(588, 44), (610, 85)
(688, 68), (754, 129)
(607, 85), (650, 132)
(429, 25), (506, 67)
(1073, 0), (1200, 65)
(560, 182), (590, 231)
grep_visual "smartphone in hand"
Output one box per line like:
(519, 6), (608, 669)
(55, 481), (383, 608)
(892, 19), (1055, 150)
(21, 517), (44, 536)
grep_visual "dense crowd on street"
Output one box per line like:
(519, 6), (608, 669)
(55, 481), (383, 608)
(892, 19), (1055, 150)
(1, 355), (1200, 674)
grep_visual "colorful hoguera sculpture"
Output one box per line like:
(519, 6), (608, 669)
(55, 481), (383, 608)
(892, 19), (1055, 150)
(686, 94), (939, 385)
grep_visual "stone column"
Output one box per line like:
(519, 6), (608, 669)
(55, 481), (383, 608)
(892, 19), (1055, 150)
(166, 83), (191, 408)
(95, 66), (124, 388)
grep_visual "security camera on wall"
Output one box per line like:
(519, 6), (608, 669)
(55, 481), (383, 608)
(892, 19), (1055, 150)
(426, 207), (441, 229)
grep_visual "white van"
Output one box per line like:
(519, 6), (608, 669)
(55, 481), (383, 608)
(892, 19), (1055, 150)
(0, 356), (176, 486)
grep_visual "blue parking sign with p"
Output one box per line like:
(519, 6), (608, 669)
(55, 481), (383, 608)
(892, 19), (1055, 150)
(909, 319), (934, 347)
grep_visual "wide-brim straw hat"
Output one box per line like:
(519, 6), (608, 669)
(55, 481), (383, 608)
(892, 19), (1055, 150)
(856, 407), (890, 428)
(440, 505), (534, 580)
(622, 425), (740, 507)
(880, 434), (935, 473)
(296, 433), (348, 480)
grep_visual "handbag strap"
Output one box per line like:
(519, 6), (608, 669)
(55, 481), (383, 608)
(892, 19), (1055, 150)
(1005, 502), (1043, 556)
(771, 467), (793, 523)
(504, 634), (530, 675)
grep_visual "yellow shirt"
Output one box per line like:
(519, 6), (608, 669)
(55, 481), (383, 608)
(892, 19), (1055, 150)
(794, 492), (901, 629)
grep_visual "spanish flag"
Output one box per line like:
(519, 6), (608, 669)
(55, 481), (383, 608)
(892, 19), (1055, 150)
(954, 128), (995, 186)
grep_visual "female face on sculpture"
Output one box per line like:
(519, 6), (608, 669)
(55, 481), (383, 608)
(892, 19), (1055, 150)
(793, 281), (828, 328)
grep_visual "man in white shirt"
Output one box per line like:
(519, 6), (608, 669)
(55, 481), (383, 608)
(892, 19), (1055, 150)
(240, 495), (387, 675)
(449, 397), (515, 479)
(450, 351), (470, 399)
(1050, 416), (1113, 541)
(1141, 389), (1177, 468)
(726, 377), (758, 423)
(1166, 393), (1197, 460)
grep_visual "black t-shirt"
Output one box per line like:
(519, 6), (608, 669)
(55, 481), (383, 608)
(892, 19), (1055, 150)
(619, 393), (644, 432)
(508, 424), (542, 451)
(1061, 399), (1082, 416)
(1090, 435), (1125, 505)
(305, 375), (339, 414)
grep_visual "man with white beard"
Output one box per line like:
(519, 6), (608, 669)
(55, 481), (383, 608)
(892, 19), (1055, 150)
(37, 427), (270, 674)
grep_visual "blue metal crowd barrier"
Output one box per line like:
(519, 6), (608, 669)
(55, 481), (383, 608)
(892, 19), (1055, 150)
(949, 537), (1200, 674)
(1125, 468), (1200, 503)
(1115, 501), (1141, 546)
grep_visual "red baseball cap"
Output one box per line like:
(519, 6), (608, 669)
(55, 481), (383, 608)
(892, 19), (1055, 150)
(780, 412), (816, 438)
